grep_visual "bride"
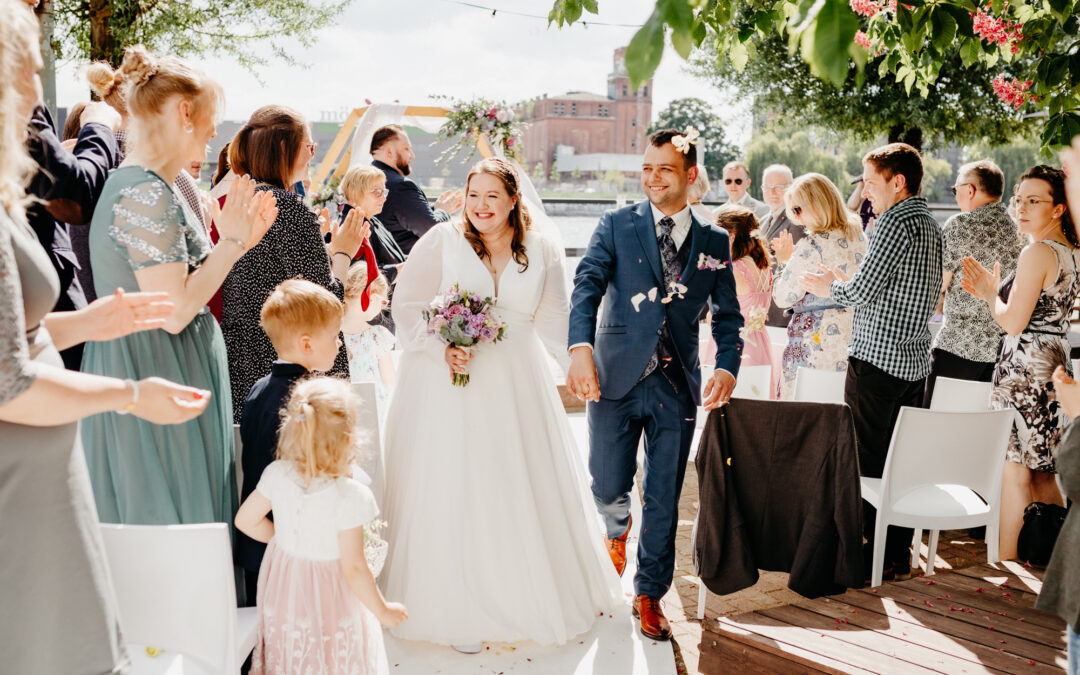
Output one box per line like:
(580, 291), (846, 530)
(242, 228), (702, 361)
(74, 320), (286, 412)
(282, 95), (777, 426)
(380, 157), (621, 652)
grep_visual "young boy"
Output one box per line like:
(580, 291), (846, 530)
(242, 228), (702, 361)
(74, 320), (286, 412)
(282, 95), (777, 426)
(236, 279), (344, 603)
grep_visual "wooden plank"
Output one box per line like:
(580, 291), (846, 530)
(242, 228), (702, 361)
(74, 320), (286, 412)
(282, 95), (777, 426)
(951, 563), (1045, 596)
(831, 592), (1066, 670)
(760, 603), (1005, 674)
(702, 629), (852, 674)
(717, 613), (921, 674)
(312, 107), (365, 188)
(893, 574), (1063, 630)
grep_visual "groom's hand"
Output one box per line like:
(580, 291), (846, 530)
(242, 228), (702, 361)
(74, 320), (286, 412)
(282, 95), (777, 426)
(703, 370), (736, 410)
(567, 346), (601, 402)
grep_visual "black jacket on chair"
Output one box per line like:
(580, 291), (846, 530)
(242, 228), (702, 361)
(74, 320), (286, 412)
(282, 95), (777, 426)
(693, 397), (864, 598)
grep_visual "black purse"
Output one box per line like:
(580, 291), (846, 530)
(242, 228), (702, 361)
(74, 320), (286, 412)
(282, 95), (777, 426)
(1016, 501), (1068, 566)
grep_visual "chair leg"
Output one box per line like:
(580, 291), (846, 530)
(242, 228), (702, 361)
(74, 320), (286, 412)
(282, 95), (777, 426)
(697, 579), (706, 621)
(872, 517), (887, 588)
(910, 528), (922, 570)
(985, 523), (1000, 564)
(926, 529), (939, 576)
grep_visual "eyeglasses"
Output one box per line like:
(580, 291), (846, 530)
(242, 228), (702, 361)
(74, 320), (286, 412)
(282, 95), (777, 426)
(370, 188), (390, 197)
(724, 178), (744, 185)
(791, 205), (803, 216)
(764, 184), (791, 192)
(950, 183), (972, 196)
(1011, 195), (1055, 209)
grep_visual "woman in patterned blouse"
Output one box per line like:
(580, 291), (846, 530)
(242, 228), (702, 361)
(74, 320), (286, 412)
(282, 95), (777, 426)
(771, 173), (867, 400)
(220, 105), (368, 421)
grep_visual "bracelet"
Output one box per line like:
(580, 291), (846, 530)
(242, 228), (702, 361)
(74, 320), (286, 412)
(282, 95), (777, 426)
(219, 236), (246, 252)
(116, 379), (139, 415)
(332, 251), (353, 262)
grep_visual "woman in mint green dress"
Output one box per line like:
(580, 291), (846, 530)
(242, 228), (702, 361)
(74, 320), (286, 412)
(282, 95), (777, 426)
(80, 47), (277, 529)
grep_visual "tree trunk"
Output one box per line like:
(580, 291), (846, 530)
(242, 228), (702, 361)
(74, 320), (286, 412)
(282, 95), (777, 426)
(88, 0), (116, 65)
(887, 124), (923, 152)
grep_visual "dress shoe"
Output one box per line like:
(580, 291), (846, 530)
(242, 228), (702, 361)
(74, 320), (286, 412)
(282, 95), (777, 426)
(605, 516), (632, 577)
(632, 595), (671, 640)
(451, 642), (483, 654)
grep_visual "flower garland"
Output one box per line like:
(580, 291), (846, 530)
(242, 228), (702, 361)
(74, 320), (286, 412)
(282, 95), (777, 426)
(433, 96), (524, 165)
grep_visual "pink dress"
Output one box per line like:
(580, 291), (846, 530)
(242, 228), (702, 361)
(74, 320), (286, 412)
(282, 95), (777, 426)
(732, 257), (777, 397)
(251, 461), (387, 675)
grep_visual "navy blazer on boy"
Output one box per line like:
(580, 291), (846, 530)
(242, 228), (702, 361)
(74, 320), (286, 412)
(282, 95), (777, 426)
(236, 362), (308, 575)
(569, 198), (743, 601)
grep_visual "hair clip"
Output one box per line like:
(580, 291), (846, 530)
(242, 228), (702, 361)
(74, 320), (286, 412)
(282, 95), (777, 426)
(671, 125), (700, 155)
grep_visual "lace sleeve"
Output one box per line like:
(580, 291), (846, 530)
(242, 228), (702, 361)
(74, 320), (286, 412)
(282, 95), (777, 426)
(0, 219), (37, 406)
(108, 178), (205, 271)
(390, 224), (447, 364)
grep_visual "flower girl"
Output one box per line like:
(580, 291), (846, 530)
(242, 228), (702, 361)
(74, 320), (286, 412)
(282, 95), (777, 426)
(235, 377), (407, 674)
(343, 264), (396, 420)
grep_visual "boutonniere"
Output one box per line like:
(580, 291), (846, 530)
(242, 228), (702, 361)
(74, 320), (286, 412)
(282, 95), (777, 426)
(697, 253), (727, 271)
(671, 125), (700, 154)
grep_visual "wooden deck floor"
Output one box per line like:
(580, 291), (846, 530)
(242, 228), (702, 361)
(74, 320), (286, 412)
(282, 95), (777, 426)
(706, 561), (1067, 674)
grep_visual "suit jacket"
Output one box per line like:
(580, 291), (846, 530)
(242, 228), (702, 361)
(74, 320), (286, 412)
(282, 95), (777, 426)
(726, 193), (770, 220)
(1036, 418), (1080, 627)
(693, 398), (864, 598)
(236, 361), (309, 572)
(373, 159), (449, 255)
(761, 209), (806, 327)
(26, 105), (117, 315)
(569, 200), (744, 405)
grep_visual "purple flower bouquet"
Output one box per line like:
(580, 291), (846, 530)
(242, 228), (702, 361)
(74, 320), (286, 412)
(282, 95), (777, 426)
(423, 284), (508, 386)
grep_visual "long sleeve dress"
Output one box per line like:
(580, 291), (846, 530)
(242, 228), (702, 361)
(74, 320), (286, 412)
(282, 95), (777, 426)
(220, 186), (348, 422)
(772, 228), (867, 400)
(379, 222), (621, 646)
(0, 209), (127, 674)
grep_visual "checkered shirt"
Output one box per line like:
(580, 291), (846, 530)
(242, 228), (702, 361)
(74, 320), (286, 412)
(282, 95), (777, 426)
(830, 195), (943, 381)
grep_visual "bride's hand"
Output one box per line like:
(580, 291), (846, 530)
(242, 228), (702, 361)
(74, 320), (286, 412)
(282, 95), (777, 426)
(445, 346), (471, 375)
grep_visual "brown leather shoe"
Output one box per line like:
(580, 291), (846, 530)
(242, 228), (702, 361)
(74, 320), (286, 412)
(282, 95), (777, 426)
(632, 594), (671, 641)
(605, 516), (632, 577)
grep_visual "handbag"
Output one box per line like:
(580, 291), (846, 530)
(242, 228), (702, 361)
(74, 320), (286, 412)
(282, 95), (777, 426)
(1016, 501), (1068, 566)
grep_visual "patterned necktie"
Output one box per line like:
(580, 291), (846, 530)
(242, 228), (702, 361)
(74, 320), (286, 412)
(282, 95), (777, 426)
(641, 216), (681, 382)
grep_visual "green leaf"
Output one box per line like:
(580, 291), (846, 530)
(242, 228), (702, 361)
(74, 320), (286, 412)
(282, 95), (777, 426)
(729, 39), (750, 71)
(1049, 55), (1070, 88)
(754, 10), (774, 33)
(959, 38), (981, 66)
(581, 0), (599, 12)
(626, 10), (666, 88)
(692, 19), (708, 46)
(903, 69), (917, 94)
(930, 8), (958, 53)
(672, 27), (694, 57)
(805, 0), (859, 86)
(659, 0), (695, 59)
(1048, 0), (1070, 20)
(548, 0), (583, 26)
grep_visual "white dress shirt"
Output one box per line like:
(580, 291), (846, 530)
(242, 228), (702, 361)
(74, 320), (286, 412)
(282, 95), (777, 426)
(651, 202), (693, 250)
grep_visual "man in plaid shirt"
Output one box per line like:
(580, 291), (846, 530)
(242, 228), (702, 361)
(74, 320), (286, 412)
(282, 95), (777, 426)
(803, 143), (943, 583)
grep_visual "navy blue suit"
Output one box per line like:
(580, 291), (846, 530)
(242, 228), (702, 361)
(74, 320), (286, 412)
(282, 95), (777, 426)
(569, 199), (743, 598)
(236, 362), (308, 600)
(373, 159), (450, 255)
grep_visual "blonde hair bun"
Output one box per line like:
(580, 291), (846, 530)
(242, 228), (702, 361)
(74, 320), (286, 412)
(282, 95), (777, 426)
(86, 61), (121, 101)
(118, 45), (159, 89)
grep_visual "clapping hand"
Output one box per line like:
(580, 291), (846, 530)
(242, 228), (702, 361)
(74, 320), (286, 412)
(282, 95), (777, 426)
(210, 175), (278, 250)
(960, 256), (1000, 304)
(84, 288), (175, 342)
(435, 189), (464, 214)
(703, 369), (736, 410)
(328, 208), (370, 260)
(800, 264), (843, 297)
(317, 207), (333, 237)
(131, 377), (211, 425)
(771, 231), (795, 264)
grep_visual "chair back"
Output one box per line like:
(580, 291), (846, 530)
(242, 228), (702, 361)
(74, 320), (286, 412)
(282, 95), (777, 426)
(99, 523), (238, 674)
(732, 365), (771, 400)
(793, 367), (846, 404)
(351, 382), (384, 504)
(929, 376), (992, 412)
(880, 408), (1013, 508)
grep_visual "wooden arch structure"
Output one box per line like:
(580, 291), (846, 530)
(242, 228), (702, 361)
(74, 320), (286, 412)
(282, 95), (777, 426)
(311, 105), (496, 191)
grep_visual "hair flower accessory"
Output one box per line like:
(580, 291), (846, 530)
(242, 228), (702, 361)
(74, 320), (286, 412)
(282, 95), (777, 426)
(671, 125), (700, 155)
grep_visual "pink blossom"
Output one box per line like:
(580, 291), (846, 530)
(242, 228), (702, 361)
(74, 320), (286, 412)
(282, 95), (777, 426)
(507, 138), (516, 147)
(991, 73), (1033, 110)
(854, 30), (872, 50)
(850, 0), (882, 17)
(973, 6), (1024, 52)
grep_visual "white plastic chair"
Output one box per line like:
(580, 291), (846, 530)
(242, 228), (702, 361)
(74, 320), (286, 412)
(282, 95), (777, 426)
(731, 365), (772, 400)
(861, 408), (1013, 587)
(792, 367), (847, 404)
(99, 523), (258, 674)
(929, 376), (992, 412)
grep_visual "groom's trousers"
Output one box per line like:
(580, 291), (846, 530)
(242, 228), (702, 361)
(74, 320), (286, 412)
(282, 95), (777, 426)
(587, 370), (698, 599)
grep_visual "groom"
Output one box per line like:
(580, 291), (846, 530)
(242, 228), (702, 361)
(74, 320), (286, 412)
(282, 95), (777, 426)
(568, 129), (744, 640)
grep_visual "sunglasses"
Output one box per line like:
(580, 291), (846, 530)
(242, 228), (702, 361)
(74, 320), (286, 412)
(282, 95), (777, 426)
(724, 178), (744, 185)
(791, 205), (803, 216)
(950, 183), (972, 196)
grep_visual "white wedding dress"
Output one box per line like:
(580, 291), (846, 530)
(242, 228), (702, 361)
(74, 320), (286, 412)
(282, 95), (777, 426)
(380, 222), (622, 647)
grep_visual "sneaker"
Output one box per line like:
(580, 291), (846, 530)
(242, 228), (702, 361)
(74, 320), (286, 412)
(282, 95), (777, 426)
(452, 643), (483, 654)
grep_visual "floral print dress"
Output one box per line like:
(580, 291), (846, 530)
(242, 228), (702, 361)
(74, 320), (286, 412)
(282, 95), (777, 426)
(772, 228), (868, 400)
(992, 240), (1080, 473)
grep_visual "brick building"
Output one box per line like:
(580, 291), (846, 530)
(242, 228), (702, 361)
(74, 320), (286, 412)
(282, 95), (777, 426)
(517, 47), (652, 176)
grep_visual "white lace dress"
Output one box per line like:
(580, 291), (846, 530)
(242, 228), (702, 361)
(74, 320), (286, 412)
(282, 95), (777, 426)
(251, 461), (386, 675)
(380, 222), (621, 646)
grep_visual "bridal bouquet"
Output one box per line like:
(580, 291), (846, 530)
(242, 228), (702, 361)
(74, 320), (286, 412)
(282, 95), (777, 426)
(423, 284), (508, 386)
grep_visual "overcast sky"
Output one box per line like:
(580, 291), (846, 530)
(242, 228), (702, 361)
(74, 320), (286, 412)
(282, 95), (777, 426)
(52, 0), (751, 145)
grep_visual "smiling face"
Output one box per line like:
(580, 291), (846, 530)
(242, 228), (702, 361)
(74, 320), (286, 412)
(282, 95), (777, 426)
(465, 171), (516, 236)
(861, 160), (906, 215)
(641, 142), (697, 215)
